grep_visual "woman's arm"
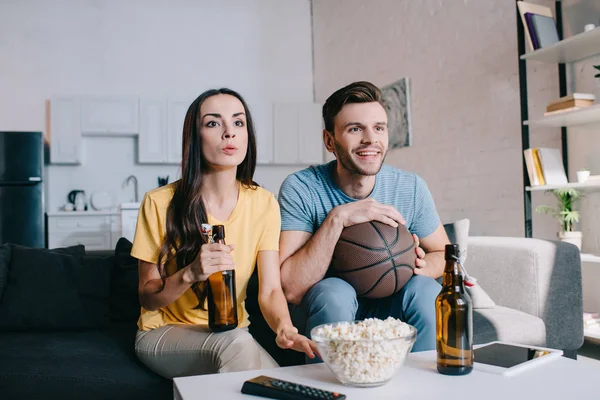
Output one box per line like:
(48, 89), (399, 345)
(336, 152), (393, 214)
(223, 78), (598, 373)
(138, 243), (235, 311)
(138, 260), (195, 311)
(257, 250), (317, 358)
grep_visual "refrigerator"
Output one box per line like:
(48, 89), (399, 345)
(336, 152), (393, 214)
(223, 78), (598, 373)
(0, 131), (45, 248)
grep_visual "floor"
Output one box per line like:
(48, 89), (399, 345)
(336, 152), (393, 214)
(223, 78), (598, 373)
(578, 339), (600, 365)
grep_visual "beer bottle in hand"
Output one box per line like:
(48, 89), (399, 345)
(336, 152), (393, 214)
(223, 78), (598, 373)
(435, 244), (473, 375)
(207, 225), (238, 332)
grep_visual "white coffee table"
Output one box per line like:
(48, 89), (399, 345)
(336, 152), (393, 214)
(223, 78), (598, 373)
(173, 351), (600, 399)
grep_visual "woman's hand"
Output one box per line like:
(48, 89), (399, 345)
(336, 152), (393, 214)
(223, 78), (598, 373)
(275, 326), (319, 359)
(184, 243), (236, 283)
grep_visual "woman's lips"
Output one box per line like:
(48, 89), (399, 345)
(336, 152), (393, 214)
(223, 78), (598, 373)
(222, 146), (237, 155)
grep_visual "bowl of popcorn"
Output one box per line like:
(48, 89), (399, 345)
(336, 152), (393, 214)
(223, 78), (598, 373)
(310, 317), (417, 387)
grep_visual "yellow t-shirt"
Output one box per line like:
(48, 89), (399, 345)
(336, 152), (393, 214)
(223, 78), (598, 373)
(130, 181), (281, 331)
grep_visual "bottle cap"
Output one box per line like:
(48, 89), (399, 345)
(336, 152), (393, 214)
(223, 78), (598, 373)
(445, 244), (459, 260)
(213, 225), (225, 240)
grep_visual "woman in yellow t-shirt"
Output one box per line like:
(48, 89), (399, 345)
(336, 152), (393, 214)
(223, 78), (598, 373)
(131, 88), (316, 379)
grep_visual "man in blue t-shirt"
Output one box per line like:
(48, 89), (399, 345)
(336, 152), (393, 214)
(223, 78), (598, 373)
(278, 81), (450, 359)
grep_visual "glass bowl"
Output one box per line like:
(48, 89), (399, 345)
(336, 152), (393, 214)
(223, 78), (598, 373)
(310, 319), (417, 387)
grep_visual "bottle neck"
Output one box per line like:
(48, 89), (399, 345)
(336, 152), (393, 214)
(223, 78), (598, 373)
(442, 259), (464, 292)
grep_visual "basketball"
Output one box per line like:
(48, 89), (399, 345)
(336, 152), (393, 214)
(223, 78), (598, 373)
(331, 221), (416, 299)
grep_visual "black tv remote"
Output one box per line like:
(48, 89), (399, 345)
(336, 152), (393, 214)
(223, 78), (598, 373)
(241, 375), (346, 400)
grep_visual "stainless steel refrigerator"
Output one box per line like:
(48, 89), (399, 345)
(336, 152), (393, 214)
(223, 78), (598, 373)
(0, 131), (45, 248)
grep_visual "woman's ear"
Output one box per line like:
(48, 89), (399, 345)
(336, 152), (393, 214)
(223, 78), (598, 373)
(322, 129), (336, 155)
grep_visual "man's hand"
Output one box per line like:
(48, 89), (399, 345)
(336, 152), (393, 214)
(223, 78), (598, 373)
(412, 234), (438, 278)
(333, 198), (406, 228)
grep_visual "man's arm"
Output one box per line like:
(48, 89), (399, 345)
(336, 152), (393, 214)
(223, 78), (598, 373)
(279, 213), (344, 305)
(413, 223), (450, 279)
(279, 199), (406, 305)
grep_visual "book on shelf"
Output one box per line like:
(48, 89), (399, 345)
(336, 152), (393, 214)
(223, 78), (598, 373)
(545, 93), (596, 114)
(517, 2), (556, 51)
(547, 93), (596, 106)
(523, 147), (567, 187)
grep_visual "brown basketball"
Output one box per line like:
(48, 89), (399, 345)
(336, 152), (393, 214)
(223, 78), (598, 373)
(331, 221), (415, 299)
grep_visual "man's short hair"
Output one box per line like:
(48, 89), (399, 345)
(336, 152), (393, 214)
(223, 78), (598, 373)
(322, 81), (386, 134)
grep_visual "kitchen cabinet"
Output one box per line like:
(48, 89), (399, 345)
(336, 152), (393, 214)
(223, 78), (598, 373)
(167, 99), (188, 164)
(138, 99), (168, 163)
(47, 209), (139, 251)
(47, 213), (113, 251)
(50, 97), (82, 164)
(81, 97), (139, 135)
(273, 102), (323, 165)
(252, 102), (274, 164)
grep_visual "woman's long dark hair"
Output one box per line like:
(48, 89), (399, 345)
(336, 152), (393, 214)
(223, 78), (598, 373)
(157, 88), (257, 309)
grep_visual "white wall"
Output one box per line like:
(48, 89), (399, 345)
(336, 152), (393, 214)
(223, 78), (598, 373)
(311, 0), (562, 238)
(0, 0), (314, 211)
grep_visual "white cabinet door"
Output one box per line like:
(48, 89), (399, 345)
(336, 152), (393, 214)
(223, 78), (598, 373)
(167, 100), (189, 164)
(273, 103), (323, 165)
(273, 103), (299, 164)
(81, 97), (139, 135)
(298, 103), (324, 164)
(47, 214), (113, 250)
(50, 97), (82, 164)
(139, 99), (168, 163)
(120, 209), (139, 243)
(252, 102), (274, 164)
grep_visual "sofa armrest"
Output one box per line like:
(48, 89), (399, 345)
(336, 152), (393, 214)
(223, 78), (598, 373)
(467, 236), (583, 351)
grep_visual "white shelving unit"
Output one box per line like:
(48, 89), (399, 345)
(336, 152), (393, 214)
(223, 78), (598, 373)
(526, 181), (600, 191)
(582, 253), (600, 264)
(584, 326), (600, 342)
(520, 27), (600, 63)
(524, 104), (600, 128)
(518, 7), (600, 343)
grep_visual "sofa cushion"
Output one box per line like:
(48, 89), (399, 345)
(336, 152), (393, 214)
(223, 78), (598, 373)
(473, 306), (546, 346)
(110, 238), (142, 323)
(0, 324), (171, 400)
(0, 244), (111, 331)
(0, 243), (11, 301)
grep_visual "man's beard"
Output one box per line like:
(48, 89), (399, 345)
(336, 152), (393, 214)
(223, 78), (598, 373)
(334, 140), (386, 176)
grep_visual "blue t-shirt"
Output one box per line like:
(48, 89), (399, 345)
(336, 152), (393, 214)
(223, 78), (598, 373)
(278, 161), (440, 239)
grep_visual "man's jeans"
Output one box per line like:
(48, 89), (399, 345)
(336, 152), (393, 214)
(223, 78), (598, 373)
(290, 276), (441, 363)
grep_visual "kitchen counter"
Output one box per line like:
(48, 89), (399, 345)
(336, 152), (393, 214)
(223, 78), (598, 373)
(46, 210), (119, 217)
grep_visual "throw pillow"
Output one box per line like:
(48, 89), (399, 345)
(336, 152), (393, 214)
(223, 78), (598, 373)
(442, 219), (495, 309)
(0, 244), (11, 301)
(443, 219), (470, 262)
(0, 244), (110, 331)
(110, 237), (142, 323)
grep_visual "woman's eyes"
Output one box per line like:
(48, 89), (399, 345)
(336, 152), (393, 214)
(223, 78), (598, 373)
(205, 120), (245, 127)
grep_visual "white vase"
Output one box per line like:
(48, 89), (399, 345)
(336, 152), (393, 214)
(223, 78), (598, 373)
(596, 78), (600, 104)
(577, 170), (590, 183)
(558, 231), (582, 250)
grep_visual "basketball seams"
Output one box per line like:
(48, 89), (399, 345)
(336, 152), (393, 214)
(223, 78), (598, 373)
(371, 222), (401, 295)
(332, 221), (416, 298)
(333, 243), (414, 273)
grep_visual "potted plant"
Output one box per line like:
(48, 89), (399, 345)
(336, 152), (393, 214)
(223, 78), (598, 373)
(535, 188), (583, 249)
(595, 65), (600, 104)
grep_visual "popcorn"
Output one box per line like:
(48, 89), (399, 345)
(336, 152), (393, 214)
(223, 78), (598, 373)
(312, 318), (415, 385)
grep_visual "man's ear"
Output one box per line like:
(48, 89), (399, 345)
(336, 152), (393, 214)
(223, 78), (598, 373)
(323, 129), (336, 155)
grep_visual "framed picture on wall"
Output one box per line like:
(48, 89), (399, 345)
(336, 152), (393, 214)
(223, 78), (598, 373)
(381, 77), (412, 149)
